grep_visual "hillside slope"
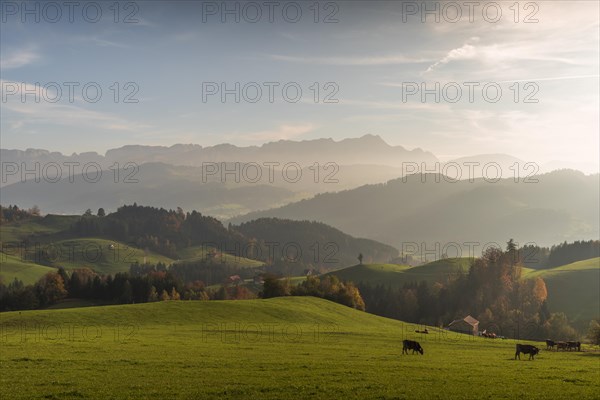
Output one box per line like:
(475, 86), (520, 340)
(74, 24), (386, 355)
(525, 257), (600, 323)
(231, 170), (599, 248)
(326, 258), (473, 287)
(1, 297), (598, 400)
(328, 257), (599, 327)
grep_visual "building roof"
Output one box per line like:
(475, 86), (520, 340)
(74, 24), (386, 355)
(448, 315), (479, 327)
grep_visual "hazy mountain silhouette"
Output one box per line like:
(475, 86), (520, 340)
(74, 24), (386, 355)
(230, 170), (599, 249)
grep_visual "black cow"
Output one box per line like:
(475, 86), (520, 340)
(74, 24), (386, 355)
(567, 341), (581, 351)
(403, 339), (424, 355)
(556, 341), (568, 351)
(515, 344), (540, 360)
(545, 339), (556, 350)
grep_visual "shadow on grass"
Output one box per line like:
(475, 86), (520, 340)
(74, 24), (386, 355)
(577, 352), (600, 358)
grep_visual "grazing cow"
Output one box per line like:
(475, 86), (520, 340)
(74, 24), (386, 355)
(415, 328), (429, 334)
(515, 344), (540, 360)
(403, 340), (424, 355)
(567, 341), (581, 351)
(556, 341), (568, 351)
(546, 339), (556, 350)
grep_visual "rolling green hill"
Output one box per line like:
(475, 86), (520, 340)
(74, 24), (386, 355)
(0, 253), (56, 285)
(327, 258), (473, 287)
(2, 206), (400, 285)
(1, 297), (598, 399)
(34, 238), (175, 275)
(327, 257), (598, 328)
(1, 214), (262, 284)
(176, 245), (264, 269)
(0, 237), (174, 283)
(525, 258), (600, 323)
(0, 214), (79, 243)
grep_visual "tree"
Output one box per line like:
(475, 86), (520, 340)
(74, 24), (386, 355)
(587, 319), (600, 346)
(37, 272), (68, 305)
(120, 281), (133, 304)
(148, 286), (159, 302)
(160, 289), (170, 301)
(84, 208), (93, 216)
(29, 205), (41, 216)
(532, 277), (548, 304)
(506, 239), (517, 253)
(543, 313), (577, 340)
(97, 208), (106, 217)
(506, 239), (518, 265)
(170, 287), (181, 300)
(261, 275), (290, 298)
(358, 253), (363, 264)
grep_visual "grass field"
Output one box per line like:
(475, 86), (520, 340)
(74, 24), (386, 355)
(525, 258), (600, 323)
(326, 258), (473, 287)
(0, 253), (56, 285)
(176, 245), (265, 268)
(38, 238), (174, 275)
(1, 238), (174, 279)
(1, 297), (598, 399)
(1, 216), (263, 284)
(0, 215), (79, 243)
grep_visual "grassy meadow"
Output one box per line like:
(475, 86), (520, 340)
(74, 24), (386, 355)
(1, 297), (598, 400)
(0, 215), (265, 283)
(525, 258), (600, 323)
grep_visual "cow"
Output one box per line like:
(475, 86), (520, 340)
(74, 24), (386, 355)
(403, 339), (424, 355)
(545, 339), (556, 350)
(567, 341), (581, 351)
(556, 341), (568, 351)
(515, 344), (540, 360)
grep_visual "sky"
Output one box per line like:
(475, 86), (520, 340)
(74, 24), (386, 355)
(1, 0), (599, 172)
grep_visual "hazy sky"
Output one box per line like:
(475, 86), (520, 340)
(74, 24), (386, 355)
(1, 1), (598, 171)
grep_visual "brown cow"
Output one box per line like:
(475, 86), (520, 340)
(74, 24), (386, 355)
(556, 341), (568, 351)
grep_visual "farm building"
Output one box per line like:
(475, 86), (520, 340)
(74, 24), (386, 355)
(226, 275), (242, 286)
(447, 315), (479, 336)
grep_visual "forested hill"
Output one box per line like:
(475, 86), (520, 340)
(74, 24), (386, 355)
(2, 204), (397, 272)
(235, 218), (398, 268)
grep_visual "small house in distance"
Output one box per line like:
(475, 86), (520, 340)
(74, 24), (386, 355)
(447, 315), (479, 336)
(226, 275), (242, 286)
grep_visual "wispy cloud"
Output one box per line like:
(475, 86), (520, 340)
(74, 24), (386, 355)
(2, 80), (150, 133)
(497, 75), (600, 83)
(242, 123), (316, 142)
(425, 39), (479, 73)
(0, 48), (40, 69)
(270, 54), (433, 66)
(75, 36), (130, 48)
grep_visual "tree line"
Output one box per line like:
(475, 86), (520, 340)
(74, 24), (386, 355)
(520, 240), (599, 269)
(354, 245), (583, 340)
(0, 265), (365, 312)
(261, 274), (365, 310)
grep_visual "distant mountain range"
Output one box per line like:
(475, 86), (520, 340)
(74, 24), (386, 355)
(1, 136), (597, 239)
(1, 134), (435, 184)
(230, 169), (599, 249)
